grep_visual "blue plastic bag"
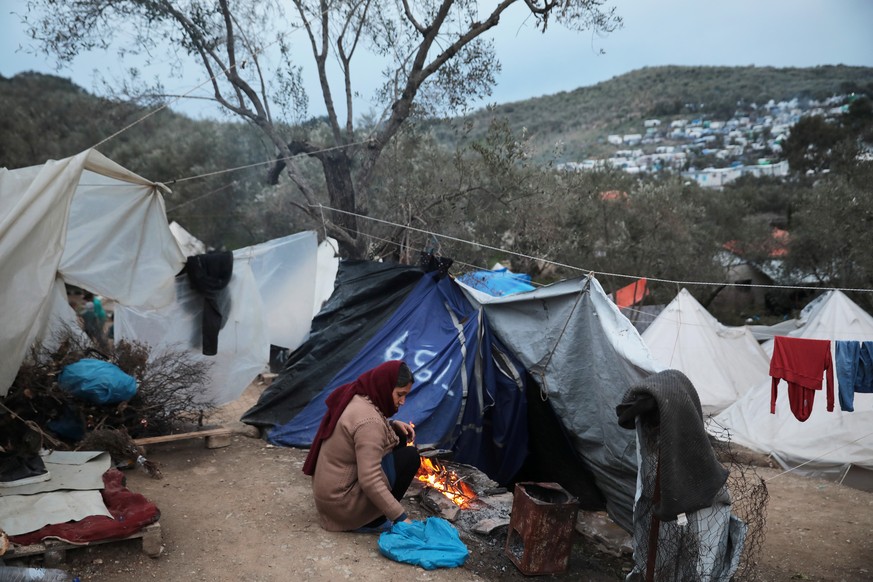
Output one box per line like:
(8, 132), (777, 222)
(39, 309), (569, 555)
(377, 517), (468, 570)
(58, 359), (137, 404)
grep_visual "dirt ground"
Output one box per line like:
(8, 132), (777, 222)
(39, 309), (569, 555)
(6, 429), (870, 582)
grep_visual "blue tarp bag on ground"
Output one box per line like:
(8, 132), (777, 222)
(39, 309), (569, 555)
(378, 517), (468, 570)
(58, 359), (137, 404)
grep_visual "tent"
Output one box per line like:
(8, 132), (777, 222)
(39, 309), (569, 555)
(115, 231), (328, 406)
(458, 276), (663, 531)
(0, 149), (185, 396)
(642, 288), (770, 415)
(244, 261), (664, 531)
(169, 221), (206, 257)
(612, 277), (649, 309)
(714, 290), (873, 483)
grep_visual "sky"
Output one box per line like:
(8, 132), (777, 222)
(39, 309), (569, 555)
(2, 0), (872, 120)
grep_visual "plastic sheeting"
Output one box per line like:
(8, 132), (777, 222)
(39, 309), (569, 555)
(313, 238), (340, 317)
(715, 290), (873, 477)
(242, 261), (424, 428)
(236, 231), (318, 351)
(115, 232), (319, 406)
(458, 275), (663, 533)
(378, 518), (469, 570)
(642, 289), (769, 414)
(0, 149), (185, 396)
(169, 221), (206, 256)
(456, 267), (535, 297)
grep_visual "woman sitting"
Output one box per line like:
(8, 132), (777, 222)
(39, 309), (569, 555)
(303, 360), (420, 532)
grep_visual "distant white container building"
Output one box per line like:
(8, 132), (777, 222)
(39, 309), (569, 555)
(683, 160), (789, 188)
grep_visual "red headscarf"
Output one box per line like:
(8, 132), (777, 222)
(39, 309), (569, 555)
(302, 360), (405, 476)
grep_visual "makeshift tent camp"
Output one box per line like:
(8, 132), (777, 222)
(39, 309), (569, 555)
(0, 149), (185, 396)
(115, 231), (324, 405)
(642, 288), (770, 415)
(714, 290), (873, 484)
(244, 261), (664, 532)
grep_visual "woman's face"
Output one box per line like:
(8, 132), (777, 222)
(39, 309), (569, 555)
(392, 383), (412, 412)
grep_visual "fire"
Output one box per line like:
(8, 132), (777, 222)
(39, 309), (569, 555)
(416, 456), (477, 507)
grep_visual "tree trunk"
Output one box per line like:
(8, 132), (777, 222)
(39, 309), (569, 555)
(321, 149), (365, 259)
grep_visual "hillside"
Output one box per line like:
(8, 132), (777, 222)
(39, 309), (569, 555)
(5, 65), (871, 170)
(431, 64), (873, 162)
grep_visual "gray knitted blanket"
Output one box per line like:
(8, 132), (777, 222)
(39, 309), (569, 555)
(616, 369), (729, 521)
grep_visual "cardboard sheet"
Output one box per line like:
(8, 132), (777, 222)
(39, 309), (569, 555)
(0, 489), (112, 536)
(0, 451), (110, 497)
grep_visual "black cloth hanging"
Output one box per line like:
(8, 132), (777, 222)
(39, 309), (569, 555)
(185, 251), (234, 356)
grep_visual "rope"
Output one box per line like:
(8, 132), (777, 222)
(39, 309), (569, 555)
(311, 203), (873, 295)
(164, 139), (372, 185)
(758, 429), (873, 484)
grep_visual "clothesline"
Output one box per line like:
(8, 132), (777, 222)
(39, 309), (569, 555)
(313, 203), (873, 295)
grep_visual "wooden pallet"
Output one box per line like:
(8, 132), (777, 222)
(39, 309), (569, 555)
(133, 428), (234, 451)
(2, 522), (162, 566)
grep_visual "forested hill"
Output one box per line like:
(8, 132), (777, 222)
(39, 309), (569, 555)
(430, 64), (873, 161)
(3, 65), (872, 170)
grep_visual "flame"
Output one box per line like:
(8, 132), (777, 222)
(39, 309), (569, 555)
(416, 456), (477, 507)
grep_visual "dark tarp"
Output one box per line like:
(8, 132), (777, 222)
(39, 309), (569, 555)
(241, 261), (424, 428)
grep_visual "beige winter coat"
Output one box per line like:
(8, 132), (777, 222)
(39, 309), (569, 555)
(311, 395), (405, 531)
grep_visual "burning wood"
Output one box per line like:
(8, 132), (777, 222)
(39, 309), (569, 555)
(416, 456), (477, 508)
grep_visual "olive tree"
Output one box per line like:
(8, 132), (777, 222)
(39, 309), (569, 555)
(22, 0), (620, 258)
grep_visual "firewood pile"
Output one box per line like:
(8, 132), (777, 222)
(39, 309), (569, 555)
(1, 325), (213, 474)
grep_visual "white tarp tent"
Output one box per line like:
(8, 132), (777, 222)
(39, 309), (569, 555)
(114, 231), (323, 405)
(714, 290), (873, 479)
(0, 149), (185, 396)
(642, 288), (770, 415)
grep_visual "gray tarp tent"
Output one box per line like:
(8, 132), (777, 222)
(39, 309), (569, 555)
(459, 275), (663, 531)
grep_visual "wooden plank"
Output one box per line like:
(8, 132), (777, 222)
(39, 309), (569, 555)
(133, 428), (233, 446)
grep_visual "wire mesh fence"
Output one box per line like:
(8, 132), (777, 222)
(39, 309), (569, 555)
(628, 424), (769, 582)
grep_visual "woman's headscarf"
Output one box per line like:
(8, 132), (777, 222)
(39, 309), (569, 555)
(302, 360), (405, 476)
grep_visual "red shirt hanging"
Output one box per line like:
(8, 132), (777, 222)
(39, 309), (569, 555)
(770, 336), (834, 422)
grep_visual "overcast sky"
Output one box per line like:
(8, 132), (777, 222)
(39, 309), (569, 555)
(2, 0), (871, 120)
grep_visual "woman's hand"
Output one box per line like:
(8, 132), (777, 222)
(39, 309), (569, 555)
(391, 420), (415, 443)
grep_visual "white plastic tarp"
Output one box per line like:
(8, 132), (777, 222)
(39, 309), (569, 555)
(114, 232), (320, 406)
(642, 288), (770, 415)
(169, 221), (207, 256)
(237, 231), (318, 350)
(314, 237), (340, 317)
(715, 290), (873, 475)
(0, 149), (185, 396)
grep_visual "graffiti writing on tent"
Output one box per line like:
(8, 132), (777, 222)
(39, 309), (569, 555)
(384, 332), (454, 391)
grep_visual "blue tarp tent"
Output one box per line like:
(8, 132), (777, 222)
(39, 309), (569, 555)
(265, 271), (529, 485)
(245, 261), (663, 531)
